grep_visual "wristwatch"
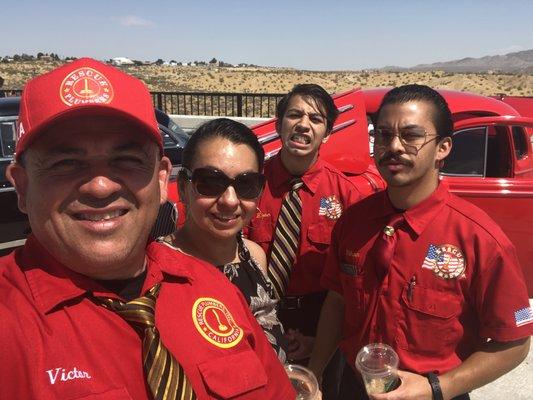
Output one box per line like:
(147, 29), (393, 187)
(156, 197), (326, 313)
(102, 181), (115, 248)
(426, 372), (444, 400)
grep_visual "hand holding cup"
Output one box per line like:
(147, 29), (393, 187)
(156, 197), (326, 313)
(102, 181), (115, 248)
(355, 343), (399, 395)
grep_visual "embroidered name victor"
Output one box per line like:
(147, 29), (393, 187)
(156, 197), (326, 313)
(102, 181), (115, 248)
(46, 367), (92, 384)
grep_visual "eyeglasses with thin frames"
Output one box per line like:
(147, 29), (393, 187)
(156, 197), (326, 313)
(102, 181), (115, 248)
(370, 127), (440, 154)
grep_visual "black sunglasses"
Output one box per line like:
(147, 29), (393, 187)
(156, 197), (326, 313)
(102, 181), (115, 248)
(182, 167), (266, 200)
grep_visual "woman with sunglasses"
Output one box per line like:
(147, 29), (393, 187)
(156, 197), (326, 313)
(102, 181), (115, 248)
(163, 118), (287, 362)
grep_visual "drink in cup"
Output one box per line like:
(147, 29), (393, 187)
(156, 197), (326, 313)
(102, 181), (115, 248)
(355, 343), (399, 395)
(284, 364), (319, 400)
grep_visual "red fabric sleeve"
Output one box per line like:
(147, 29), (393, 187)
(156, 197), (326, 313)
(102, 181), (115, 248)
(475, 240), (533, 341)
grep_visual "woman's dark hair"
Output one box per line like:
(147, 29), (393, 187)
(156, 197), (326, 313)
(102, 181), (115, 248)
(374, 84), (453, 139)
(181, 118), (265, 172)
(276, 84), (338, 134)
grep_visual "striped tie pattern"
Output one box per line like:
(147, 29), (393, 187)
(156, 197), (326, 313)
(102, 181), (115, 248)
(268, 178), (304, 299)
(97, 284), (196, 400)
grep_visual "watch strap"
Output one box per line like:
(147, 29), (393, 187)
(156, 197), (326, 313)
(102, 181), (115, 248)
(427, 372), (444, 400)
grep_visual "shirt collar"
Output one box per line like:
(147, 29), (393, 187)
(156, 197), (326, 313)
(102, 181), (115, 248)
(404, 181), (449, 235)
(373, 181), (450, 236)
(22, 236), (193, 315)
(269, 153), (325, 194)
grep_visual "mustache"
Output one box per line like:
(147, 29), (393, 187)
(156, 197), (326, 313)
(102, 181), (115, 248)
(377, 152), (413, 167)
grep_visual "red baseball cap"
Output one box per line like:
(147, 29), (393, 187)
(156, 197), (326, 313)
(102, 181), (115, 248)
(15, 57), (162, 160)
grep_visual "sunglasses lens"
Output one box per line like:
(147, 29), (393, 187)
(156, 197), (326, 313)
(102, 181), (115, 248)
(192, 169), (229, 197)
(234, 173), (265, 199)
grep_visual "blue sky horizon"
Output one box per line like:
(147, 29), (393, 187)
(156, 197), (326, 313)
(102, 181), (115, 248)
(4, 0), (533, 71)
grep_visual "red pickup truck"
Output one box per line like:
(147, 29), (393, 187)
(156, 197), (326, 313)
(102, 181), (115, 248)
(250, 88), (533, 295)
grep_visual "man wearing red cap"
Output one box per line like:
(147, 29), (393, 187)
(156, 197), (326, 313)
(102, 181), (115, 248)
(0, 58), (294, 399)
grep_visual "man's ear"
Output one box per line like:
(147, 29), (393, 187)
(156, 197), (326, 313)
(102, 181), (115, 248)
(6, 163), (29, 214)
(436, 136), (452, 164)
(322, 132), (331, 144)
(158, 156), (172, 205)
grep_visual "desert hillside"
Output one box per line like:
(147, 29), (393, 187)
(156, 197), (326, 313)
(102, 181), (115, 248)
(1, 61), (531, 96)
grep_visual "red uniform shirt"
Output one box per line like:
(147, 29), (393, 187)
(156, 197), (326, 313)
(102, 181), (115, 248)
(248, 154), (362, 295)
(322, 182), (533, 375)
(0, 236), (294, 400)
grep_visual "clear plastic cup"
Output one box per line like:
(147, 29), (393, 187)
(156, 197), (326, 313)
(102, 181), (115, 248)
(284, 364), (319, 400)
(355, 343), (399, 395)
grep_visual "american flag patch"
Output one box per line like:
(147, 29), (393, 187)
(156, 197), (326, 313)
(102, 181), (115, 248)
(422, 244), (443, 270)
(318, 195), (342, 220)
(515, 306), (533, 327)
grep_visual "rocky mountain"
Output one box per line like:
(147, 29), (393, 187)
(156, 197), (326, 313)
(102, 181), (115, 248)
(385, 49), (533, 73)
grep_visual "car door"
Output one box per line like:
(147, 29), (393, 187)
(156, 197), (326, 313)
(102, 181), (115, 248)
(441, 116), (533, 294)
(0, 116), (30, 255)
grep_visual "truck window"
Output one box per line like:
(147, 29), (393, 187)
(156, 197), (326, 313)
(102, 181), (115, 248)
(442, 127), (487, 177)
(442, 125), (512, 178)
(485, 126), (511, 177)
(512, 126), (528, 160)
(0, 121), (16, 158)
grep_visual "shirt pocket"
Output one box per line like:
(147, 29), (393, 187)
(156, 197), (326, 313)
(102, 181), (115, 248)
(307, 222), (332, 250)
(198, 350), (267, 399)
(397, 285), (463, 356)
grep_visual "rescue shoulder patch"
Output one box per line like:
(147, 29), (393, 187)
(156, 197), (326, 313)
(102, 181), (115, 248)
(192, 297), (243, 348)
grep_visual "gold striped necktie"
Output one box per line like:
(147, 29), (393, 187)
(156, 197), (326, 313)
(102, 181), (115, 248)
(268, 178), (304, 299)
(97, 284), (196, 400)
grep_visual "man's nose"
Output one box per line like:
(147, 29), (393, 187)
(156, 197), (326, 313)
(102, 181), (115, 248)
(388, 133), (405, 153)
(78, 174), (122, 199)
(295, 115), (311, 131)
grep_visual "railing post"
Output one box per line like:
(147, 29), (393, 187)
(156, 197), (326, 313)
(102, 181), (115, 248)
(236, 94), (243, 117)
(156, 93), (163, 111)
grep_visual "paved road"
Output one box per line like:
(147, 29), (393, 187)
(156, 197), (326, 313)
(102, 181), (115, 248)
(471, 299), (533, 399)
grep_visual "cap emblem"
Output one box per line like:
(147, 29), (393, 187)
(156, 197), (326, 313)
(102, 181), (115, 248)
(60, 67), (114, 106)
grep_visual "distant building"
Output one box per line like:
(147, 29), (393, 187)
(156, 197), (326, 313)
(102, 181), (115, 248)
(110, 57), (135, 66)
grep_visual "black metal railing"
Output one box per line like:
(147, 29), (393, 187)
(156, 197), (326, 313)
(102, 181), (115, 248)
(151, 91), (283, 117)
(0, 89), (283, 117)
(0, 89), (22, 98)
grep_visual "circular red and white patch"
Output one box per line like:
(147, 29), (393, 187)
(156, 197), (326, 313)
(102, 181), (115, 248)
(60, 67), (114, 106)
(434, 244), (466, 279)
(319, 195), (343, 220)
(192, 297), (243, 348)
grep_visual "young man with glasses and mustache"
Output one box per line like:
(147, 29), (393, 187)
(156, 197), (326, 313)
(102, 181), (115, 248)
(310, 84), (532, 400)
(247, 84), (363, 398)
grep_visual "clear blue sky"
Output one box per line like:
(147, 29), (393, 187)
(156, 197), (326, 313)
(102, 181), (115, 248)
(4, 0), (533, 71)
